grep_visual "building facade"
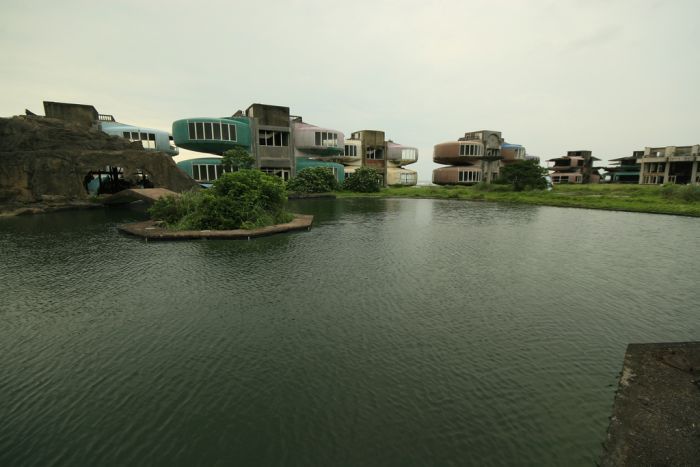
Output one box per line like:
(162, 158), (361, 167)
(603, 152), (642, 183)
(637, 145), (699, 185)
(547, 150), (601, 184)
(433, 130), (523, 185)
(173, 105), (418, 187)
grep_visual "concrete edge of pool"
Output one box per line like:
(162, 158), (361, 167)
(117, 214), (313, 240)
(600, 341), (700, 466)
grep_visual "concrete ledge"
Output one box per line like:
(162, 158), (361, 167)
(600, 342), (700, 466)
(117, 214), (313, 240)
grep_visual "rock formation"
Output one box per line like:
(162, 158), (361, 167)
(0, 116), (197, 211)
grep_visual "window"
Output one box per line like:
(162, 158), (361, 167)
(460, 144), (481, 156)
(366, 147), (384, 159)
(401, 148), (417, 161)
(400, 173), (417, 184)
(187, 121), (237, 141)
(258, 130), (289, 147)
(261, 168), (291, 181)
(344, 145), (357, 157)
(191, 163), (229, 182)
(314, 131), (338, 147)
(458, 170), (481, 183)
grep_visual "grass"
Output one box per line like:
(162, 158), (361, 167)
(333, 184), (700, 217)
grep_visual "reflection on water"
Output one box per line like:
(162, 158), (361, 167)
(1, 199), (698, 466)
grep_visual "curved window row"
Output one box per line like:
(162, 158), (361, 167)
(459, 144), (482, 156)
(123, 131), (156, 149)
(188, 121), (237, 142)
(344, 145), (358, 157)
(458, 170), (482, 183)
(192, 163), (229, 182)
(315, 131), (338, 147)
(401, 148), (417, 160)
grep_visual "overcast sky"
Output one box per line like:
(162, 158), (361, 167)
(2, 0), (698, 181)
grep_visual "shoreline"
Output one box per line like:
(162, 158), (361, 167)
(332, 185), (700, 218)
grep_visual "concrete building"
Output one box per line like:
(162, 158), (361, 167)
(335, 130), (418, 187)
(547, 150), (601, 184)
(291, 117), (346, 184)
(637, 145), (699, 185)
(433, 130), (520, 185)
(603, 152), (642, 183)
(43, 101), (178, 156)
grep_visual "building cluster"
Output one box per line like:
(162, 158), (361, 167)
(36, 101), (699, 187)
(173, 103), (418, 187)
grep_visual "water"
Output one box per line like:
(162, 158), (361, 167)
(1, 199), (698, 466)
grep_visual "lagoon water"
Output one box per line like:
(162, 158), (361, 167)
(1, 199), (698, 466)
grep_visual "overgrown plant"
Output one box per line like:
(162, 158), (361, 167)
(221, 147), (255, 172)
(149, 170), (293, 230)
(342, 167), (381, 192)
(496, 160), (548, 191)
(287, 167), (339, 193)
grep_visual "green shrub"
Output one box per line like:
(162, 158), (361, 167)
(149, 170), (292, 230)
(287, 167), (339, 193)
(221, 147), (255, 171)
(342, 167), (381, 192)
(661, 183), (700, 202)
(496, 160), (548, 191)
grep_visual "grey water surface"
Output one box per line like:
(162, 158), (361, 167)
(1, 198), (698, 466)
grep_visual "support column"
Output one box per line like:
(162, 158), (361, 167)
(663, 159), (671, 184)
(639, 162), (646, 184)
(690, 160), (698, 185)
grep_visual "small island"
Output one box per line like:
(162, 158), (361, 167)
(118, 168), (313, 241)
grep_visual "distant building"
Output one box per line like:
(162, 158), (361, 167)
(637, 145), (699, 185)
(433, 130), (528, 185)
(603, 152), (642, 183)
(547, 150), (601, 184)
(43, 101), (178, 156)
(173, 105), (417, 186)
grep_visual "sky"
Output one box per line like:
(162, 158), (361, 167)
(1, 0), (698, 182)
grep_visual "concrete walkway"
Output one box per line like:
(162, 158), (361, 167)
(600, 342), (700, 466)
(102, 188), (179, 205)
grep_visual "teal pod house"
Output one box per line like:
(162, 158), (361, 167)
(295, 157), (345, 184)
(172, 117), (253, 154)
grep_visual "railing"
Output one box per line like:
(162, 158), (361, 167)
(98, 114), (115, 122)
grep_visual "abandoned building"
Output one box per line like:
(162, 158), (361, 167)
(173, 104), (418, 187)
(43, 101), (178, 156)
(432, 130), (528, 185)
(547, 150), (601, 184)
(637, 145), (699, 185)
(603, 152), (642, 183)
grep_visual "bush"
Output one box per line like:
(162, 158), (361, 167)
(287, 167), (339, 193)
(342, 167), (381, 192)
(221, 147), (255, 171)
(149, 170), (293, 230)
(496, 160), (548, 191)
(473, 182), (514, 192)
(661, 184), (700, 202)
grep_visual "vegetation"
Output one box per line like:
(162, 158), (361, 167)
(221, 147), (255, 171)
(660, 183), (700, 202)
(287, 167), (339, 193)
(495, 160), (548, 191)
(149, 170), (293, 230)
(334, 183), (700, 217)
(342, 167), (381, 193)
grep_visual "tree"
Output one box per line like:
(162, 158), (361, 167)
(287, 167), (339, 193)
(221, 147), (255, 171)
(496, 160), (548, 191)
(342, 167), (382, 192)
